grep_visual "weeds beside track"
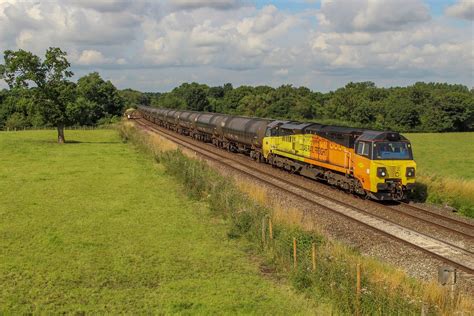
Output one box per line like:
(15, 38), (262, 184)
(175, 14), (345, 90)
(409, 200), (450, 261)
(120, 121), (474, 315)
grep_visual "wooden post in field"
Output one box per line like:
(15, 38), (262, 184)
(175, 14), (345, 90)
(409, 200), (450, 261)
(293, 237), (297, 268)
(268, 217), (273, 240)
(311, 243), (316, 271)
(261, 217), (266, 246)
(356, 263), (361, 316)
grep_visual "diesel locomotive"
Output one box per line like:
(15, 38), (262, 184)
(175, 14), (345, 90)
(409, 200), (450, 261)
(137, 105), (416, 201)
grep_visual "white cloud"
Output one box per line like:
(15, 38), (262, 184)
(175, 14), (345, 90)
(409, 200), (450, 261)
(274, 68), (289, 76)
(318, 0), (430, 32)
(77, 50), (108, 65)
(69, 0), (133, 12)
(445, 0), (474, 20)
(140, 4), (301, 70)
(170, 0), (244, 10)
(309, 19), (473, 78)
(0, 0), (472, 91)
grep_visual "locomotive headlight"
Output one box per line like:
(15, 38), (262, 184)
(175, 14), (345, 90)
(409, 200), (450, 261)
(377, 167), (387, 178)
(406, 167), (415, 177)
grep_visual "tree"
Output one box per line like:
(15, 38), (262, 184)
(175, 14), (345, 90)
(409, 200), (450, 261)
(5, 112), (28, 130)
(120, 88), (150, 108)
(184, 84), (210, 111)
(66, 96), (99, 126)
(208, 86), (225, 99)
(0, 47), (74, 143)
(384, 97), (420, 131)
(77, 72), (124, 118)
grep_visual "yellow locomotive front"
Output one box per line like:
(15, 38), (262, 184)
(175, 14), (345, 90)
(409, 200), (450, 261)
(352, 132), (416, 200)
(261, 121), (416, 201)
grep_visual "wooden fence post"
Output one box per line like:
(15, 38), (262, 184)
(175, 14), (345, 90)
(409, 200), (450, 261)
(312, 243), (316, 271)
(268, 217), (273, 240)
(261, 217), (266, 246)
(356, 263), (361, 316)
(293, 237), (297, 268)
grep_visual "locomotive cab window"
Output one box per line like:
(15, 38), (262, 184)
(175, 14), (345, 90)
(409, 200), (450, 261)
(373, 142), (413, 160)
(266, 128), (279, 137)
(279, 128), (294, 137)
(356, 141), (372, 159)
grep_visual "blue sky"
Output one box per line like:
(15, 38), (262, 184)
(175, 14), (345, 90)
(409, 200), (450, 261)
(0, 0), (472, 92)
(256, 0), (452, 14)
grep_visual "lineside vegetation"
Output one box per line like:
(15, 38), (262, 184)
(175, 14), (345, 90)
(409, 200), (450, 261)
(120, 121), (474, 315)
(407, 132), (474, 217)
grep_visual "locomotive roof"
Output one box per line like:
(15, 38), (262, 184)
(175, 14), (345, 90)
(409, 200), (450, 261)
(358, 131), (407, 142)
(279, 122), (314, 132)
(305, 124), (366, 135)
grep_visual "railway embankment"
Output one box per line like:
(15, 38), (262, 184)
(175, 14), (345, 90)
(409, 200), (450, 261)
(121, 121), (474, 315)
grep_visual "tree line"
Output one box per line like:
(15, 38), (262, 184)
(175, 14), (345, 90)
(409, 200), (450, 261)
(1, 48), (473, 143)
(148, 81), (474, 133)
(0, 48), (129, 142)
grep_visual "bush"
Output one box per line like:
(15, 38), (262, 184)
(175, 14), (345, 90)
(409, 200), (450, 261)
(5, 112), (29, 130)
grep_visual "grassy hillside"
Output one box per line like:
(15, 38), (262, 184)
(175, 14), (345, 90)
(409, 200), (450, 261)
(0, 130), (317, 314)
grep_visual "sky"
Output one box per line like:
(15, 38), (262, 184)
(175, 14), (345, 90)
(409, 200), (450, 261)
(0, 0), (473, 92)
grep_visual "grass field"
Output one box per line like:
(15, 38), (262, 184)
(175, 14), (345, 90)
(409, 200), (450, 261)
(404, 132), (474, 217)
(406, 132), (474, 180)
(0, 130), (317, 313)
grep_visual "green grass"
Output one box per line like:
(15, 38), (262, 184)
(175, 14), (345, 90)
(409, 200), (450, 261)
(404, 132), (474, 217)
(119, 123), (474, 315)
(406, 132), (474, 180)
(0, 130), (317, 314)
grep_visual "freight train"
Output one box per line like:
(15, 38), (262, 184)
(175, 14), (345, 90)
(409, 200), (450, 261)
(137, 105), (416, 201)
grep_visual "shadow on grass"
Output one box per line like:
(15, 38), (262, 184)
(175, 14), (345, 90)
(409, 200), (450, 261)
(409, 182), (428, 202)
(30, 140), (120, 144)
(66, 140), (120, 144)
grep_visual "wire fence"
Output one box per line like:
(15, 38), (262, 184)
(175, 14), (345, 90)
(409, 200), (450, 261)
(1, 125), (116, 132)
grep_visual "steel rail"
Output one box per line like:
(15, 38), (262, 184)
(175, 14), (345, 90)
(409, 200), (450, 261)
(398, 202), (474, 231)
(137, 117), (474, 242)
(134, 118), (474, 274)
(365, 200), (474, 240)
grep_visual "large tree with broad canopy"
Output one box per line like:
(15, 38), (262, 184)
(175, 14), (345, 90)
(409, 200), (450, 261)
(0, 47), (74, 143)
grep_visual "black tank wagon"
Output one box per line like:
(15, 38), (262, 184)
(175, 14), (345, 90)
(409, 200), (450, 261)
(221, 116), (271, 159)
(136, 106), (272, 160)
(176, 110), (197, 135)
(194, 113), (227, 142)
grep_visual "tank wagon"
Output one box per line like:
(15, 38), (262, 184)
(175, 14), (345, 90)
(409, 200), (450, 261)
(137, 105), (416, 201)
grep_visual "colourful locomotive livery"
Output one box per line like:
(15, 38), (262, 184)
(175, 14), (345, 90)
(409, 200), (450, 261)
(137, 106), (416, 201)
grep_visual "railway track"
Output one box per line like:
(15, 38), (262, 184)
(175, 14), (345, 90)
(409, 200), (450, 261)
(320, 182), (474, 242)
(396, 202), (474, 234)
(365, 199), (474, 241)
(134, 118), (474, 275)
